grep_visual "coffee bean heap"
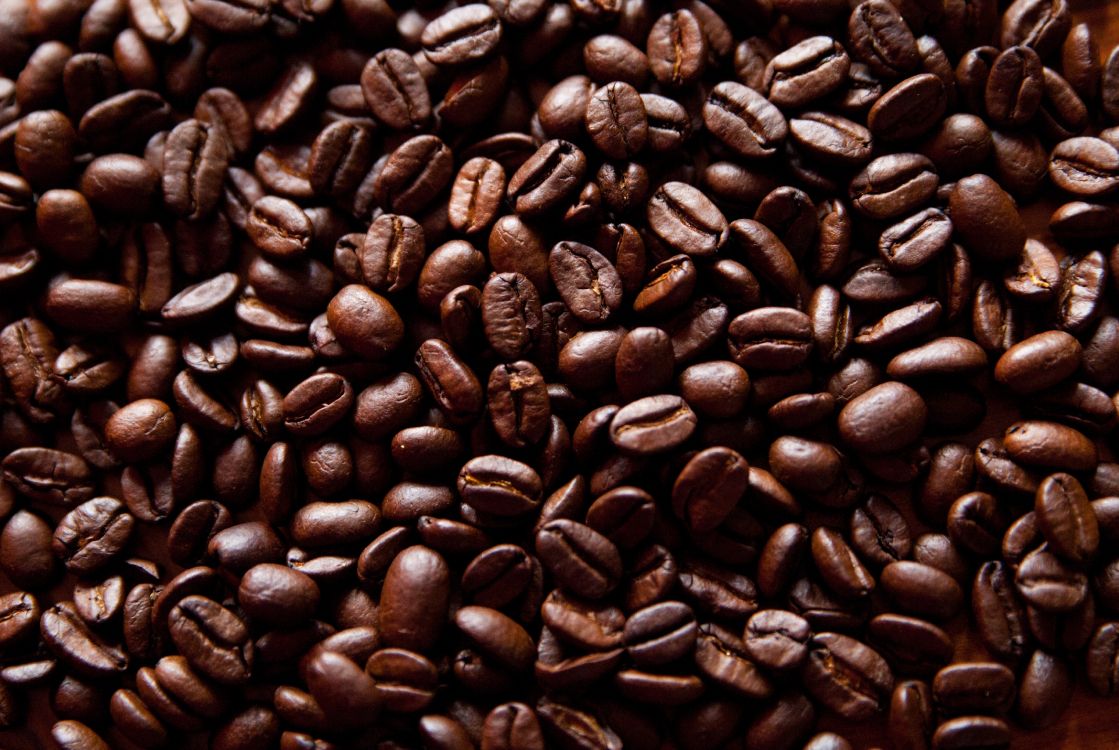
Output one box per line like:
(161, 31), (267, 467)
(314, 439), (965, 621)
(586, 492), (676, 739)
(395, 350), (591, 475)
(2, 0), (1119, 747)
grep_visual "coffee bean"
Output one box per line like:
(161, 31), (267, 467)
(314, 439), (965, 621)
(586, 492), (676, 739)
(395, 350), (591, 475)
(646, 181), (728, 257)
(743, 609), (810, 672)
(931, 716), (1010, 750)
(1050, 136), (1119, 196)
(849, 0), (919, 77)
(1035, 473), (1099, 563)
(507, 140), (587, 216)
(609, 395), (696, 455)
(869, 74), (947, 141)
(766, 37), (851, 109)
(1018, 649), (1073, 729)
(1017, 546), (1088, 612)
(838, 381), (926, 454)
(703, 81), (787, 159)
(536, 519), (622, 600)
(933, 661), (1016, 715)
(1003, 420), (1097, 472)
(889, 680), (933, 750)
(801, 632), (894, 720)
(622, 601), (697, 666)
(949, 174), (1026, 263)
(548, 242), (622, 325)
(647, 10), (706, 87)
(41, 601), (128, 678)
(167, 595), (251, 685)
(869, 613), (953, 676)
(584, 81), (647, 160)
(881, 561), (963, 620)
(812, 527), (874, 600)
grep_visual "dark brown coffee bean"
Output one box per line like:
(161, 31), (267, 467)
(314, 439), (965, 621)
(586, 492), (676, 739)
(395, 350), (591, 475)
(985, 46), (1043, 128)
(838, 381), (926, 454)
(1017, 546), (1088, 612)
(41, 601), (128, 678)
(168, 595), (251, 685)
(421, 4), (502, 67)
(868, 74), (947, 142)
(609, 395), (696, 455)
(848, 0), (919, 77)
(1035, 473), (1099, 564)
(361, 48), (430, 130)
(743, 609), (810, 672)
(622, 601), (697, 666)
(812, 527), (875, 600)
(536, 519), (622, 600)
(647, 10), (706, 87)
(931, 716), (1009, 750)
(446, 157), (504, 235)
(933, 662), (1015, 715)
(728, 307), (813, 371)
(766, 37), (851, 109)
(801, 632), (893, 720)
(671, 446), (748, 533)
(870, 613), (953, 676)
(584, 81), (647, 160)
(507, 140), (587, 216)
(878, 208), (952, 272)
(881, 561), (963, 620)
(703, 81), (786, 159)
(889, 680), (933, 750)
(1003, 420), (1096, 472)
(1017, 649), (1073, 729)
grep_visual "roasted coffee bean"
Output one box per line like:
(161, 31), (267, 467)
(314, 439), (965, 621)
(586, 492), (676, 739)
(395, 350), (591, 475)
(801, 632), (894, 720)
(838, 381), (926, 454)
(647, 10), (706, 87)
(671, 446), (748, 533)
(1035, 473), (1099, 563)
(168, 595), (251, 685)
(536, 519), (622, 600)
(41, 601), (128, 678)
(507, 140), (586, 216)
(1003, 420), (1097, 472)
(849, 0), (919, 77)
(1017, 547), (1086, 616)
(949, 174), (1026, 263)
(765, 37), (850, 109)
(881, 561), (963, 620)
(609, 395), (696, 455)
(870, 613), (953, 676)
(933, 662), (1016, 715)
(622, 601), (697, 666)
(868, 74), (947, 142)
(703, 81), (786, 159)
(889, 680), (933, 750)
(743, 609), (810, 672)
(812, 527), (875, 600)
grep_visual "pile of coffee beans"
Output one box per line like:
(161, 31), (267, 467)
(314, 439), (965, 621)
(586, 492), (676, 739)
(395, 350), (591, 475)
(4, 0), (1119, 747)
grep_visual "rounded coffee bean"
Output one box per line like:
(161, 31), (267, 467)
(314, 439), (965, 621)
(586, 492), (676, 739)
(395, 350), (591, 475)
(880, 561), (963, 620)
(743, 610), (810, 672)
(801, 632), (894, 721)
(933, 662), (1015, 715)
(238, 564), (319, 627)
(104, 398), (175, 462)
(623, 601), (697, 667)
(1036, 472), (1099, 564)
(609, 395), (696, 455)
(326, 285), (403, 361)
(838, 381), (926, 454)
